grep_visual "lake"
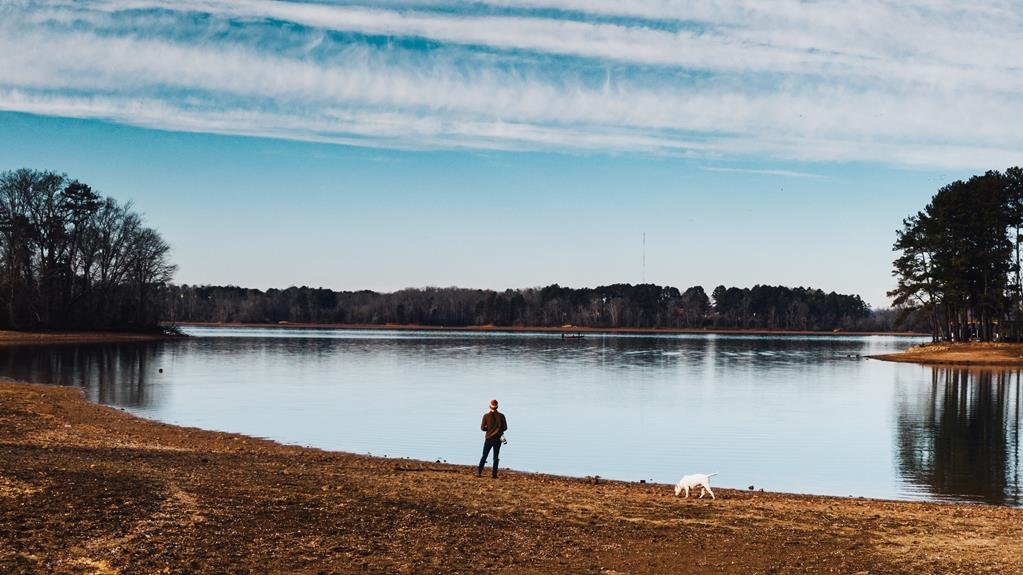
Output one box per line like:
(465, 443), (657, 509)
(1, 326), (1020, 506)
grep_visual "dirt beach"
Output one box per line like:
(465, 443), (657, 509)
(871, 341), (1023, 366)
(2, 382), (1022, 575)
(0, 330), (179, 347)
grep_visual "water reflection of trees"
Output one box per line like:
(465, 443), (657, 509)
(897, 368), (1022, 505)
(0, 343), (160, 408)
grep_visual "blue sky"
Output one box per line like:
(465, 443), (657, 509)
(2, 1), (1021, 307)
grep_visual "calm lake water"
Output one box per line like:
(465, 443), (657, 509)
(2, 327), (1021, 506)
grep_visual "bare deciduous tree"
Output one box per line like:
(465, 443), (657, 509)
(0, 169), (176, 330)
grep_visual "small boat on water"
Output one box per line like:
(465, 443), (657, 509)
(561, 333), (585, 339)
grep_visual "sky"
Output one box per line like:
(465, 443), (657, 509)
(1, 0), (1021, 308)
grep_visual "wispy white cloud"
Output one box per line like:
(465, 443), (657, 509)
(71, 0), (1023, 92)
(0, 89), (710, 154)
(699, 167), (826, 179)
(2, 1), (1021, 169)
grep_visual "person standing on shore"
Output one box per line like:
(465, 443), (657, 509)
(477, 399), (508, 478)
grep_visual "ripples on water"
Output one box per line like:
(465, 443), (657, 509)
(0, 327), (1019, 506)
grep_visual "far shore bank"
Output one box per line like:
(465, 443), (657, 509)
(0, 329), (182, 347)
(1, 381), (1021, 574)
(173, 320), (927, 337)
(870, 341), (1023, 367)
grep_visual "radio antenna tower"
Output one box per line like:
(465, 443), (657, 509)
(642, 232), (646, 284)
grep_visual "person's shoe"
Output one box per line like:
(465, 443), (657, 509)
(475, 468), (482, 477)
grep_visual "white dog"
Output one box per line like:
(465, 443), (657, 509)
(674, 473), (718, 499)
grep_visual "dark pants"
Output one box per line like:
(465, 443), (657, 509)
(477, 438), (502, 477)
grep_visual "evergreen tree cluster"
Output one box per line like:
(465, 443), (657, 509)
(163, 282), (877, 331)
(0, 169), (175, 330)
(890, 167), (1023, 341)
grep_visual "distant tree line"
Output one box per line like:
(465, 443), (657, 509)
(162, 282), (904, 332)
(890, 167), (1023, 341)
(0, 167), (936, 335)
(0, 169), (175, 330)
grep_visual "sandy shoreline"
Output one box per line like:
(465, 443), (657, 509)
(2, 382), (1022, 574)
(176, 321), (927, 338)
(0, 330), (180, 347)
(871, 342), (1023, 367)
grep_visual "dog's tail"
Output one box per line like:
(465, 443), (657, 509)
(707, 472), (719, 477)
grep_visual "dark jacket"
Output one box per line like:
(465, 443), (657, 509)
(481, 410), (508, 441)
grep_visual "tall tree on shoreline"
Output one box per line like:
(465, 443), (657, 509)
(0, 169), (175, 330)
(890, 168), (1023, 341)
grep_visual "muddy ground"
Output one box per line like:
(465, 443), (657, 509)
(871, 341), (1023, 366)
(1, 382), (1021, 574)
(0, 330), (177, 346)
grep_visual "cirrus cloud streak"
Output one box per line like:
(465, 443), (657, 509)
(2, 1), (1021, 169)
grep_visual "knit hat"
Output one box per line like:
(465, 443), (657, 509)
(489, 399), (498, 409)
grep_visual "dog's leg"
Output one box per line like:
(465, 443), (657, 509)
(684, 486), (690, 498)
(705, 486), (715, 500)
(699, 486), (706, 498)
